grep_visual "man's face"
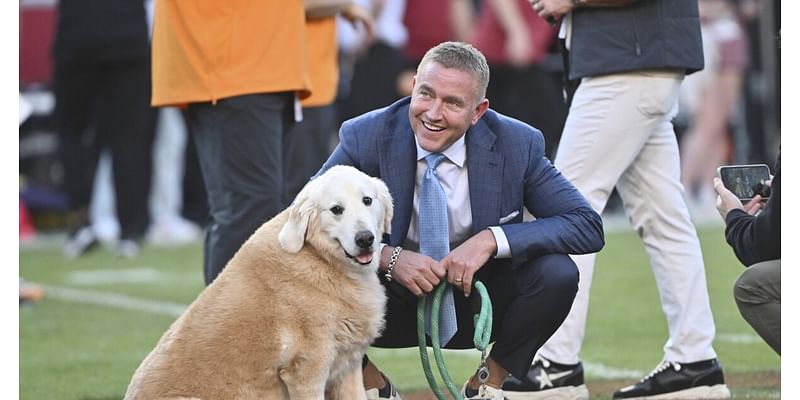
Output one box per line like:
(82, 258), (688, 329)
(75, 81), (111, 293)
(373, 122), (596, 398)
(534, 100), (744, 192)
(408, 62), (489, 153)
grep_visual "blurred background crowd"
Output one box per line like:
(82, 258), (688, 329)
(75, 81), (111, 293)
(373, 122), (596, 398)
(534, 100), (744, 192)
(19, 0), (780, 258)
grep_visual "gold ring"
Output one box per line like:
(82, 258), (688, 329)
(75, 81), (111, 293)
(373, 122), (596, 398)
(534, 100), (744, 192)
(455, 279), (463, 282)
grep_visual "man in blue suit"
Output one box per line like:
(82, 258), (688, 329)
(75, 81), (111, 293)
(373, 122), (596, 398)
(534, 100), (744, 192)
(316, 41), (604, 400)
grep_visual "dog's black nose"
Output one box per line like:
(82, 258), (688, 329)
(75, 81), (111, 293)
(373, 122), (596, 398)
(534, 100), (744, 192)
(355, 230), (374, 249)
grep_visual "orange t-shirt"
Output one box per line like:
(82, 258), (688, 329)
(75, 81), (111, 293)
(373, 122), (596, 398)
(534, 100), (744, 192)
(302, 17), (338, 107)
(151, 0), (311, 106)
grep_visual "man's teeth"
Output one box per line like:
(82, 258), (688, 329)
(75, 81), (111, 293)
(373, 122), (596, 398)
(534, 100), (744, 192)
(423, 121), (445, 132)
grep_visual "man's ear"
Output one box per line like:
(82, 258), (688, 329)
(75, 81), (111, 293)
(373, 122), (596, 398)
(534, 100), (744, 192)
(471, 98), (490, 125)
(279, 194), (316, 253)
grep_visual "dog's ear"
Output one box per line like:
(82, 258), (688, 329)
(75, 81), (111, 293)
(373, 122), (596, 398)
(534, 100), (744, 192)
(279, 193), (316, 253)
(374, 178), (394, 234)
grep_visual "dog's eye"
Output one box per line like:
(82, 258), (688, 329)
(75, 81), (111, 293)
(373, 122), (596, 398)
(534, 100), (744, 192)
(363, 196), (372, 206)
(330, 205), (344, 215)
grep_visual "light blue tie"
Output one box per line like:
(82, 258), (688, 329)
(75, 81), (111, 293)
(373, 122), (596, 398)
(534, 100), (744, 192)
(419, 153), (457, 345)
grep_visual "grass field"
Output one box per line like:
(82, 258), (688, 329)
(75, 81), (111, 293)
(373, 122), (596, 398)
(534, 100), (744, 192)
(19, 222), (780, 399)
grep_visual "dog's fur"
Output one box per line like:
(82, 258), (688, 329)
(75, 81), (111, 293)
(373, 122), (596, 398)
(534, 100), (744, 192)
(124, 166), (393, 400)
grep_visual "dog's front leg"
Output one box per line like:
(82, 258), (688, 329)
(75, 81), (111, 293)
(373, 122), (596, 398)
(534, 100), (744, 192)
(280, 359), (327, 400)
(327, 364), (367, 400)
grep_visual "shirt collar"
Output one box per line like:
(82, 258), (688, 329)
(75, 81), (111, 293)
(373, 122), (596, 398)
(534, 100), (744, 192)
(414, 135), (466, 168)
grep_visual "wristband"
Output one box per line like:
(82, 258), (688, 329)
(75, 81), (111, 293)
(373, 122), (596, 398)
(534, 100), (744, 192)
(385, 246), (402, 282)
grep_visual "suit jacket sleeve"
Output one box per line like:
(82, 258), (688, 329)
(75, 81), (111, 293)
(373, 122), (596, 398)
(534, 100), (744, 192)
(498, 127), (604, 267)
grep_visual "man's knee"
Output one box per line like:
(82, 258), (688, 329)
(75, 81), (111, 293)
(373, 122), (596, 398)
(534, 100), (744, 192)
(540, 254), (579, 293)
(733, 266), (761, 307)
(518, 254), (579, 299)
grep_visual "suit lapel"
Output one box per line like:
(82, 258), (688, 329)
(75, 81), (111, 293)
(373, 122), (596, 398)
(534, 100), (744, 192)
(378, 120), (417, 246)
(466, 121), (503, 233)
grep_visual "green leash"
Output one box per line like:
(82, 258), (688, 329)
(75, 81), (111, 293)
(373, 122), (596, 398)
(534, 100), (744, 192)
(417, 281), (493, 400)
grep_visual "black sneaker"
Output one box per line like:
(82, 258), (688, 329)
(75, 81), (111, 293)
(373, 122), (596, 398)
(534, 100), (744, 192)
(502, 356), (589, 400)
(613, 359), (731, 399)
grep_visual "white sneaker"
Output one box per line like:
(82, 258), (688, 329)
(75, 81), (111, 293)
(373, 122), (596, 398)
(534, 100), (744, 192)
(461, 380), (504, 400)
(365, 374), (401, 400)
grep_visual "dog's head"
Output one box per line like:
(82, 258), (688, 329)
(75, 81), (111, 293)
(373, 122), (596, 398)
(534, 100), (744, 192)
(279, 165), (393, 272)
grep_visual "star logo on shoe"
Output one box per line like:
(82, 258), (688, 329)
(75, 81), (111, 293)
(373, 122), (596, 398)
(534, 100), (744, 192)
(536, 369), (574, 389)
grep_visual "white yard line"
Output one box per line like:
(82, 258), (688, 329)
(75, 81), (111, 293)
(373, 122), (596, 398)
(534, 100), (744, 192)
(65, 267), (167, 286)
(42, 285), (187, 317)
(39, 284), (760, 380)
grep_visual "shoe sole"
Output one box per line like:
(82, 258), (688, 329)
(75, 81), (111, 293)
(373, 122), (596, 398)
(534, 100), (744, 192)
(504, 384), (589, 400)
(615, 384), (731, 399)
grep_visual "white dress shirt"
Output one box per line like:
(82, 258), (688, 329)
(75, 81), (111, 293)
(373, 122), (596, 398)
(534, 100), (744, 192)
(399, 136), (511, 258)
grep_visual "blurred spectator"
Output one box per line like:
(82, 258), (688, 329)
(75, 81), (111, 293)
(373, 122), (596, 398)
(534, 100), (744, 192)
(284, 3), (374, 204)
(713, 151), (780, 355)
(680, 0), (749, 215)
(470, 0), (566, 159)
(336, 0), (408, 124)
(151, 0), (309, 284)
(515, 1), (730, 399)
(395, 0), (475, 97)
(54, 0), (156, 259)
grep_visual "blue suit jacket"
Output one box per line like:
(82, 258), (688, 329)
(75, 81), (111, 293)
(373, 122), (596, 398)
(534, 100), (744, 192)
(318, 97), (604, 267)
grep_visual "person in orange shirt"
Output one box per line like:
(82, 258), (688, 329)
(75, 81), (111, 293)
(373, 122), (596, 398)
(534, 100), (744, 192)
(284, 4), (374, 205)
(151, 0), (311, 284)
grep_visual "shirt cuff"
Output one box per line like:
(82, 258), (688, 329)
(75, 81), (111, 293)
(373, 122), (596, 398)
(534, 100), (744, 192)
(488, 226), (511, 258)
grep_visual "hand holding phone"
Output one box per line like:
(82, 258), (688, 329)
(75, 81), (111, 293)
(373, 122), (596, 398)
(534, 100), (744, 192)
(716, 164), (771, 202)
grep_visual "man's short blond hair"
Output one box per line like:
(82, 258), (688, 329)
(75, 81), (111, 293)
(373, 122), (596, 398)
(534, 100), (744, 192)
(417, 41), (490, 103)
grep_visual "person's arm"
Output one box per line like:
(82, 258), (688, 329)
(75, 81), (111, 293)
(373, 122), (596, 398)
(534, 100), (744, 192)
(450, 0), (476, 42)
(722, 166), (781, 266)
(493, 128), (604, 268)
(489, 0), (534, 67)
(530, 0), (640, 19)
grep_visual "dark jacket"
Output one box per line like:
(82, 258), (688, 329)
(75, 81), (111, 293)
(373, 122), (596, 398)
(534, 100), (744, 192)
(569, 0), (704, 80)
(725, 155), (781, 266)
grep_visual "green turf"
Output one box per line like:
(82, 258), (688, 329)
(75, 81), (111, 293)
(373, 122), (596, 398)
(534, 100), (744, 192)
(19, 225), (780, 399)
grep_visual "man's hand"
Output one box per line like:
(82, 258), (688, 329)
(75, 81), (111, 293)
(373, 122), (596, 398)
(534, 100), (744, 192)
(713, 177), (763, 219)
(441, 229), (498, 297)
(384, 247), (446, 297)
(528, 0), (574, 20)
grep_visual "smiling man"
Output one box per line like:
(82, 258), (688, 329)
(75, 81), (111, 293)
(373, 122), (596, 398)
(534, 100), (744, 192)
(316, 41), (604, 400)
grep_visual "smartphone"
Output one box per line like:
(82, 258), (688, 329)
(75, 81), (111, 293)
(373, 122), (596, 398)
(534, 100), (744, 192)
(716, 164), (771, 202)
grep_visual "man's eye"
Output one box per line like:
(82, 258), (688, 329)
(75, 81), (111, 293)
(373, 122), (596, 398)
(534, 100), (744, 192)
(330, 205), (344, 215)
(363, 196), (373, 206)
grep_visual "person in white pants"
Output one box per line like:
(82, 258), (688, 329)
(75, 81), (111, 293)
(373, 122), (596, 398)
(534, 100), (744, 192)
(503, 1), (732, 399)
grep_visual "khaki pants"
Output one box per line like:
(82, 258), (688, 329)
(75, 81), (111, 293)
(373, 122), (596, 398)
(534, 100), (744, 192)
(734, 260), (781, 354)
(540, 70), (718, 364)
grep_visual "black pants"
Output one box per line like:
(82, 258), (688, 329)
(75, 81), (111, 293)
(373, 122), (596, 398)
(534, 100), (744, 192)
(373, 254), (579, 379)
(54, 41), (155, 240)
(283, 104), (337, 205)
(186, 93), (295, 284)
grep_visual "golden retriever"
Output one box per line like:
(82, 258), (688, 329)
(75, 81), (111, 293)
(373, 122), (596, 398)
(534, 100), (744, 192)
(124, 165), (393, 400)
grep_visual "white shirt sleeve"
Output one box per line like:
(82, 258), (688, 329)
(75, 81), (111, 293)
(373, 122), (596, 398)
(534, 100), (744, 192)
(487, 227), (511, 258)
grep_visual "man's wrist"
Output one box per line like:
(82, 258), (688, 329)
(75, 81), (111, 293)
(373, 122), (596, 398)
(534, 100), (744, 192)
(384, 246), (403, 282)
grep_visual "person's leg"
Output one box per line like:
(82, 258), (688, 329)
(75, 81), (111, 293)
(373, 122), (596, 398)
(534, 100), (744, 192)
(283, 104), (337, 205)
(734, 260), (781, 354)
(615, 71), (718, 364)
(53, 45), (99, 220)
(187, 92), (294, 284)
(486, 254), (579, 379)
(541, 73), (654, 365)
(100, 56), (156, 242)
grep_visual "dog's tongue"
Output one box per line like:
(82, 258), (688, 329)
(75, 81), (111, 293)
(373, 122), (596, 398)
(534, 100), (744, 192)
(355, 253), (374, 264)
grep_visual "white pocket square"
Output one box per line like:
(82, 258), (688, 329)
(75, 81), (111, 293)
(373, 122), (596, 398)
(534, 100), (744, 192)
(499, 211), (520, 224)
